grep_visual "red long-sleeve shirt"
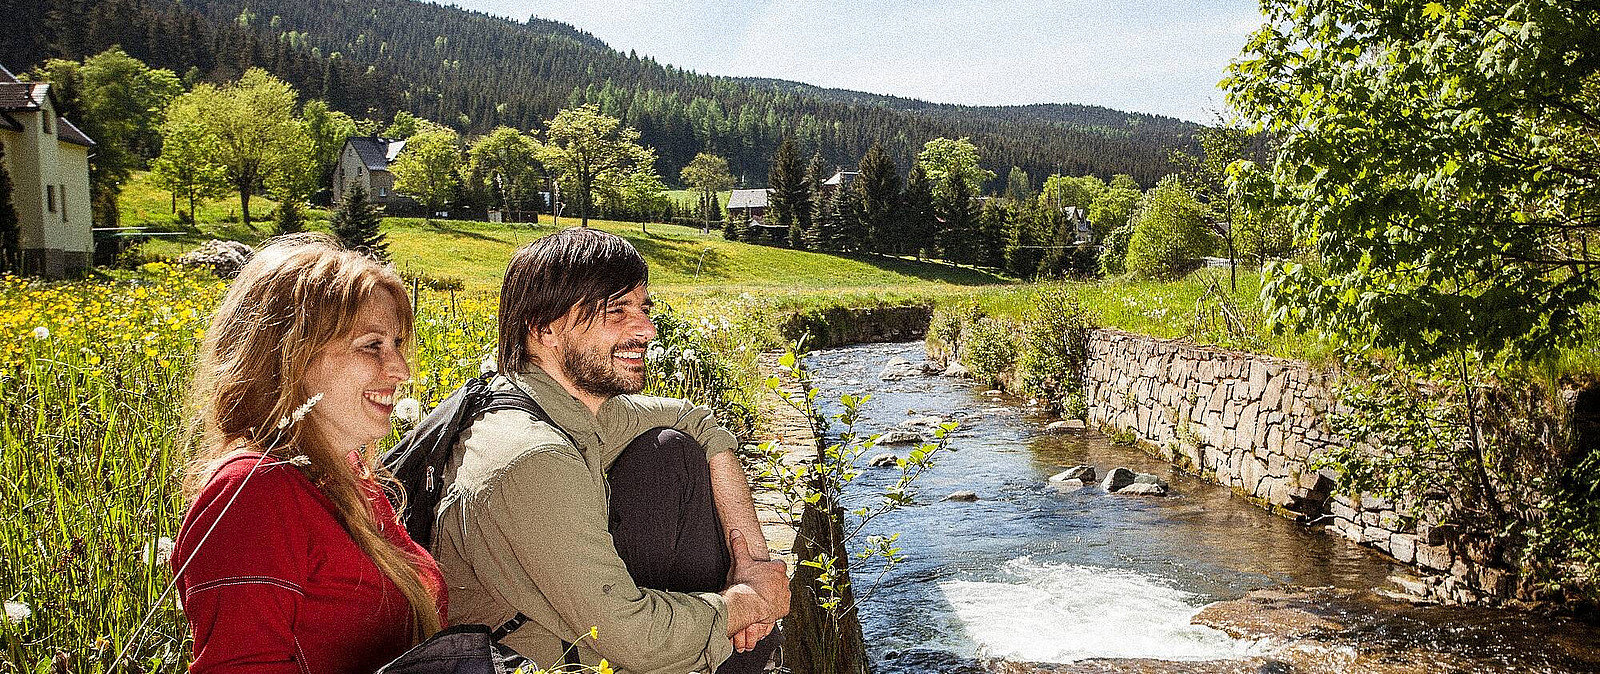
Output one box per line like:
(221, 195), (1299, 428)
(173, 452), (448, 674)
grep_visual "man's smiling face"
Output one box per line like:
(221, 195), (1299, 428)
(555, 284), (656, 401)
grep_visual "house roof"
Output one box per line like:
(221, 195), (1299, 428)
(347, 136), (407, 171)
(0, 64), (18, 84)
(822, 170), (858, 187)
(57, 117), (94, 146)
(727, 188), (771, 209)
(0, 82), (47, 112)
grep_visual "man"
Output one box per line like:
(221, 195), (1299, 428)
(431, 227), (789, 673)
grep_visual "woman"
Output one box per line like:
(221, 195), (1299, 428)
(172, 233), (445, 673)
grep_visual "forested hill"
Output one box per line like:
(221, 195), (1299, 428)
(9, 0), (1200, 187)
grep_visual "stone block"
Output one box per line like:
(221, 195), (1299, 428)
(1362, 526), (1392, 548)
(1266, 450), (1287, 478)
(1334, 517), (1362, 541)
(1222, 402), (1238, 428)
(1329, 497), (1358, 521)
(1415, 543), (1452, 572)
(1477, 567), (1513, 597)
(1388, 533), (1417, 564)
(1248, 361), (1269, 397)
(1262, 373), (1286, 410)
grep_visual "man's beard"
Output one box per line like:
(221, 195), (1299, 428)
(561, 340), (646, 399)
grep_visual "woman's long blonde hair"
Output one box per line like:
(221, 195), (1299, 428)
(184, 233), (440, 640)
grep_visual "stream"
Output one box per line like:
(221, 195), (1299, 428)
(802, 341), (1600, 673)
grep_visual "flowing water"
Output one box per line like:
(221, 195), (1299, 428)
(802, 342), (1599, 672)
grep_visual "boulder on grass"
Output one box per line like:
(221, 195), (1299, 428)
(177, 240), (255, 278)
(1049, 465), (1097, 483)
(1101, 467), (1137, 492)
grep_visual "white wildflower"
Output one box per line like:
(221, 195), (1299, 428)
(3, 600), (30, 624)
(276, 393), (324, 430)
(31, 326), (49, 340)
(142, 537), (175, 566)
(392, 397), (423, 425)
(682, 348), (696, 362)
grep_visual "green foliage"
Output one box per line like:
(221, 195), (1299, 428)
(767, 138), (811, 235)
(1087, 185), (1141, 241)
(1039, 174), (1105, 212)
(391, 127), (463, 217)
(465, 126), (543, 218)
(151, 113), (228, 223)
(1227, 0), (1600, 365)
(641, 307), (759, 438)
(901, 164), (936, 258)
(807, 182), (859, 252)
(935, 170), (980, 263)
(168, 68), (304, 227)
(855, 143), (901, 254)
(536, 104), (653, 227)
(1004, 166), (1034, 202)
(1124, 176), (1210, 279)
(300, 100), (361, 185)
(330, 184), (388, 261)
(679, 152), (734, 230)
(917, 137), (995, 203)
(273, 198), (305, 235)
(1017, 289), (1093, 415)
(962, 316), (1020, 386)
(1098, 220), (1135, 276)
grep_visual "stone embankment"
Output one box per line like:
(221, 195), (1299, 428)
(1081, 329), (1511, 605)
(744, 352), (816, 567)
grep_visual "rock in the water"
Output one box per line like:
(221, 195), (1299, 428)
(1133, 472), (1169, 489)
(879, 358), (922, 380)
(1044, 419), (1087, 434)
(919, 360), (944, 375)
(876, 430), (923, 445)
(982, 389), (1003, 397)
(868, 453), (899, 468)
(1101, 467), (1137, 492)
(177, 239), (255, 278)
(900, 416), (944, 428)
(942, 362), (971, 378)
(1117, 482), (1168, 497)
(944, 490), (979, 502)
(1049, 465), (1097, 483)
(1052, 478), (1087, 488)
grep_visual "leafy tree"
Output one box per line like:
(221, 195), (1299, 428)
(854, 143), (900, 253)
(1004, 166), (1034, 203)
(151, 105), (229, 223)
(1124, 176), (1210, 279)
(1003, 200), (1047, 279)
(1170, 124), (1249, 288)
(1038, 174), (1105, 212)
(1226, 0), (1600, 364)
(934, 170), (979, 263)
(331, 183), (388, 261)
(1226, 160), (1294, 266)
(1110, 174), (1141, 191)
(1087, 185), (1141, 241)
(1099, 220), (1136, 276)
(31, 49), (181, 227)
(680, 152), (734, 232)
(916, 137), (995, 202)
(901, 164), (936, 259)
(466, 127), (543, 221)
(392, 128), (463, 222)
(301, 100), (361, 186)
(535, 104), (652, 227)
(0, 142), (17, 273)
(767, 138), (810, 243)
(382, 110), (423, 139)
(168, 69), (304, 228)
(265, 122), (320, 207)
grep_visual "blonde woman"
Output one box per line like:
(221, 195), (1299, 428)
(172, 234), (445, 673)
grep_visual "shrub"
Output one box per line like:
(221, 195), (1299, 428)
(962, 316), (1019, 386)
(926, 302), (980, 365)
(1125, 176), (1211, 279)
(1017, 289), (1093, 415)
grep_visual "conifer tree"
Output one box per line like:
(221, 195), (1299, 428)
(767, 138), (809, 245)
(978, 199), (1009, 269)
(901, 164), (936, 259)
(331, 184), (388, 261)
(0, 143), (18, 273)
(855, 142), (900, 253)
(795, 153), (827, 249)
(935, 170), (978, 263)
(1004, 199), (1047, 279)
(274, 198), (305, 235)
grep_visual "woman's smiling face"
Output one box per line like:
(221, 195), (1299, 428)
(303, 290), (412, 449)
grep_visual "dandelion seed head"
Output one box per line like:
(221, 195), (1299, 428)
(4, 600), (31, 624)
(142, 537), (175, 566)
(31, 326), (49, 340)
(392, 397), (422, 425)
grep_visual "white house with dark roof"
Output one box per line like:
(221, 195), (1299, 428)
(331, 135), (409, 208)
(725, 188), (771, 225)
(0, 63), (95, 278)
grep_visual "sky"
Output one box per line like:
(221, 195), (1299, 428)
(452, 0), (1265, 124)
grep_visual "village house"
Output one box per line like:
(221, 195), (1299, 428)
(0, 64), (95, 278)
(727, 187), (790, 243)
(821, 169), (858, 195)
(331, 135), (410, 208)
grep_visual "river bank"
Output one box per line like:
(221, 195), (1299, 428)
(753, 340), (1600, 673)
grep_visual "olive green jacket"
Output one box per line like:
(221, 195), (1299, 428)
(431, 366), (739, 673)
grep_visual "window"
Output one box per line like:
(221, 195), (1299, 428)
(379, 187), (388, 197)
(46, 185), (55, 213)
(60, 185), (67, 221)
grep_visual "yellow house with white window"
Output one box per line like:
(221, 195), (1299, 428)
(1, 63), (95, 278)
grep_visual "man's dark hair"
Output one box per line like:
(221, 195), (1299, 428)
(498, 228), (649, 373)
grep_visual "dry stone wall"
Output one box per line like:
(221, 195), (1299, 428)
(1081, 328), (1513, 605)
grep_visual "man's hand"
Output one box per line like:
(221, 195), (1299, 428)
(733, 621), (774, 653)
(722, 530), (789, 636)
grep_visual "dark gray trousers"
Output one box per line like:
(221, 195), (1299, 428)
(608, 427), (783, 674)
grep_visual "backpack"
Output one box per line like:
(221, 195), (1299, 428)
(381, 373), (549, 552)
(379, 374), (582, 670)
